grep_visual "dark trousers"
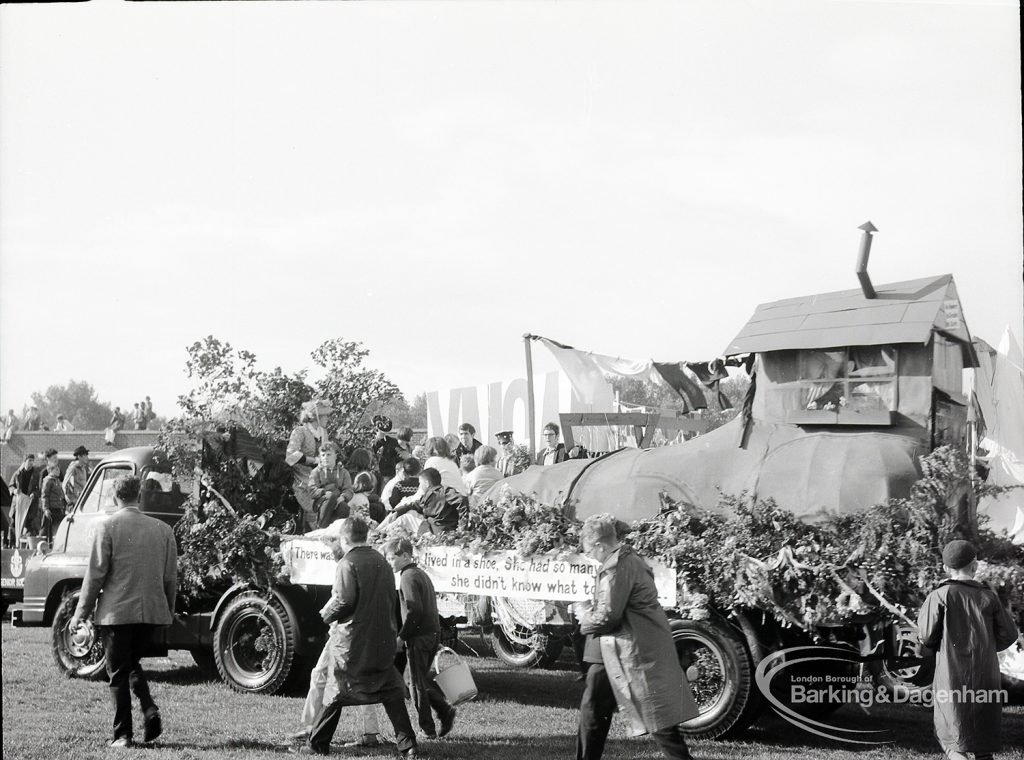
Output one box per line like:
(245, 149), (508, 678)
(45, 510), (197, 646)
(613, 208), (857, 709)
(309, 690), (416, 754)
(576, 663), (691, 760)
(395, 633), (453, 736)
(39, 508), (64, 543)
(102, 624), (158, 741)
(570, 623), (590, 675)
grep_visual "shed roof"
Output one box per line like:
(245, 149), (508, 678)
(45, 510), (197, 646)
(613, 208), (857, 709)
(724, 274), (973, 355)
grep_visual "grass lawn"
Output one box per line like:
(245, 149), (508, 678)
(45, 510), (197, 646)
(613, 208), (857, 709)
(3, 622), (1022, 760)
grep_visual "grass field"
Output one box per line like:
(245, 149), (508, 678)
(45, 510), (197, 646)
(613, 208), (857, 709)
(3, 623), (1023, 760)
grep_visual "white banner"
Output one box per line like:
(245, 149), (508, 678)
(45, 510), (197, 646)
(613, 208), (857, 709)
(281, 539), (338, 585)
(281, 539), (677, 608)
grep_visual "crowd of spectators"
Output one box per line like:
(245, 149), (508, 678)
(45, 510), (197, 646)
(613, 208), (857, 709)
(0, 395), (157, 444)
(4, 444), (92, 548)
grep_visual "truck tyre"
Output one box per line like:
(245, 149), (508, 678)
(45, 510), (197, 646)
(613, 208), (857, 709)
(672, 618), (758, 739)
(213, 591), (303, 694)
(868, 622), (934, 702)
(488, 623), (564, 668)
(52, 589), (108, 681)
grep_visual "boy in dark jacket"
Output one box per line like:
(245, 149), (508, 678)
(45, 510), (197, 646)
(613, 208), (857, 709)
(386, 468), (463, 535)
(383, 537), (456, 740)
(917, 540), (1018, 760)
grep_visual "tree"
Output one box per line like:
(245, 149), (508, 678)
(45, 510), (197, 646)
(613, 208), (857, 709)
(309, 338), (403, 445)
(173, 335), (408, 448)
(28, 380), (114, 430)
(165, 335), (409, 602)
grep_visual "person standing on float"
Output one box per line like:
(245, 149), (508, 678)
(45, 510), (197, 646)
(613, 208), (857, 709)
(287, 400), (331, 531)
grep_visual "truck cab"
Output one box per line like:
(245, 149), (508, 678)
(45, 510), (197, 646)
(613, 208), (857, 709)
(14, 447), (187, 627)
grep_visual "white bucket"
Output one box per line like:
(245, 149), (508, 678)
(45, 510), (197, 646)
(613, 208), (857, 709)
(433, 646), (477, 705)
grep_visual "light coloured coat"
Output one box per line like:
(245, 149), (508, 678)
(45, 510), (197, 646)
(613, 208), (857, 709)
(75, 506), (177, 626)
(580, 545), (698, 736)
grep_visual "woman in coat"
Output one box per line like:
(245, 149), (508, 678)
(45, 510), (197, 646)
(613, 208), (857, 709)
(575, 514), (697, 760)
(286, 401), (330, 522)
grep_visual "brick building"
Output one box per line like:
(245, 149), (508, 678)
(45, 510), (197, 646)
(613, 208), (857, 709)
(1, 431), (161, 482)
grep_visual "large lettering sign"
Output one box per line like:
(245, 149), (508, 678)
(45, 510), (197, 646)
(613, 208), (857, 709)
(281, 539), (677, 608)
(425, 370), (615, 450)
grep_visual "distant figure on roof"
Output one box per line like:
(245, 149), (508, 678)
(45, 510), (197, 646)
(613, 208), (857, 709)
(106, 406), (125, 446)
(54, 414), (75, 432)
(133, 402), (148, 430)
(23, 406), (41, 432)
(2, 409), (17, 443)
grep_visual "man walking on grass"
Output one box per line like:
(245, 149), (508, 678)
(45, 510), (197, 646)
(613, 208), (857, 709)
(303, 516), (419, 757)
(71, 474), (177, 748)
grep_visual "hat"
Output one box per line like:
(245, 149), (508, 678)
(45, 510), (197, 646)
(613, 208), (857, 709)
(941, 539), (977, 570)
(372, 414), (393, 433)
(495, 431), (514, 444)
(73, 445), (89, 457)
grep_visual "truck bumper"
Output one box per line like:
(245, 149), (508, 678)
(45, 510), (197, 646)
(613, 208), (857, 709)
(12, 598), (46, 626)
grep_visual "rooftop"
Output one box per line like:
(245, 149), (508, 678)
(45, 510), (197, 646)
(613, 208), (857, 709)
(724, 274), (972, 356)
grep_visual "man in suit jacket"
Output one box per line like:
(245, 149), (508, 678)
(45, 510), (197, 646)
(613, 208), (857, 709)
(71, 474), (177, 748)
(536, 422), (569, 466)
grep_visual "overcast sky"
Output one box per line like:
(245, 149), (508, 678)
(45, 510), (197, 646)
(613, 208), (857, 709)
(1, 0), (1020, 417)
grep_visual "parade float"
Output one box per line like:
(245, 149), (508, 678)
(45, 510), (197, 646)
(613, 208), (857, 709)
(13, 231), (1023, 740)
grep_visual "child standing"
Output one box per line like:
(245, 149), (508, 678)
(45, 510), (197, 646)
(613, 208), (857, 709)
(917, 540), (1019, 760)
(383, 536), (456, 740)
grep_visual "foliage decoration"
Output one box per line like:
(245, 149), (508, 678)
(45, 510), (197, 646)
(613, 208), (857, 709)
(164, 335), (406, 606)
(387, 446), (1022, 633)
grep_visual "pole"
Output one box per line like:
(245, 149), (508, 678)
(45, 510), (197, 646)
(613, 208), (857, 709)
(966, 370), (978, 537)
(523, 334), (537, 459)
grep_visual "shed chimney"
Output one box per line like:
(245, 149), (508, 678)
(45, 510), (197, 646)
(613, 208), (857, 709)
(855, 221), (878, 299)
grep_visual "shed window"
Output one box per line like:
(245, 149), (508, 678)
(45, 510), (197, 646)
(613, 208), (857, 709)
(798, 347), (897, 412)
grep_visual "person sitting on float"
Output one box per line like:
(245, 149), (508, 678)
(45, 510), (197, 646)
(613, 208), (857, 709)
(422, 437), (468, 495)
(308, 442), (354, 531)
(379, 467), (462, 536)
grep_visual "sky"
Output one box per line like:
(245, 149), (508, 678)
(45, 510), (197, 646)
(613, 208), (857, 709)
(1, 0), (1021, 418)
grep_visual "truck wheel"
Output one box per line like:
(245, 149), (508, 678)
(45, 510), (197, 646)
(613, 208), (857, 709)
(868, 622), (934, 702)
(488, 623), (564, 668)
(672, 618), (758, 739)
(213, 591), (302, 694)
(52, 589), (108, 681)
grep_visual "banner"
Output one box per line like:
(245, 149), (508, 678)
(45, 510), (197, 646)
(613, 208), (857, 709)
(281, 539), (677, 608)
